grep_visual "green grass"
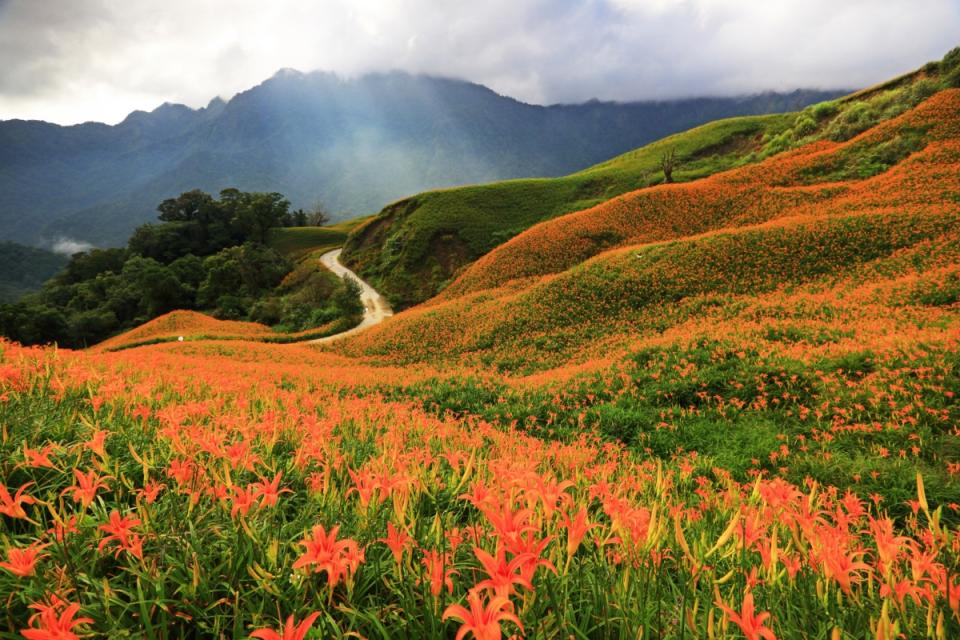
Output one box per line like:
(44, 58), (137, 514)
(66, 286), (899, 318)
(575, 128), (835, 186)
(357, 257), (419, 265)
(268, 216), (372, 259)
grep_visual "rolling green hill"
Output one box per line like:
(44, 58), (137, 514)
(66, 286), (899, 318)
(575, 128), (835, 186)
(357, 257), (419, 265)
(342, 51), (957, 309)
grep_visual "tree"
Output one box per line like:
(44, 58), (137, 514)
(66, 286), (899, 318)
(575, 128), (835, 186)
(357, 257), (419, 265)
(333, 277), (364, 318)
(157, 189), (216, 223)
(56, 248), (128, 285)
(121, 257), (192, 318)
(291, 209), (309, 226)
(128, 222), (204, 264)
(2, 188), (305, 347)
(231, 192), (291, 243)
(70, 309), (119, 347)
(168, 254), (206, 293)
(0, 302), (71, 346)
(198, 244), (290, 313)
(660, 148), (678, 184)
(307, 203), (331, 227)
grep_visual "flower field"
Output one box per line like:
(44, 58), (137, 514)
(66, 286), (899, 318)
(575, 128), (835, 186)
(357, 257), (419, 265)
(0, 336), (958, 638)
(1, 84), (960, 639)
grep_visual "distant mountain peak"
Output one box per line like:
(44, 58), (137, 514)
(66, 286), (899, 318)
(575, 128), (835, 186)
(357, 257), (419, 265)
(272, 67), (306, 79)
(0, 69), (846, 248)
(153, 101), (191, 113)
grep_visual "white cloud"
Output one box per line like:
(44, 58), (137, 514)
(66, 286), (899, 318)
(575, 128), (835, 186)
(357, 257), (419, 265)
(0, 0), (957, 124)
(50, 237), (94, 255)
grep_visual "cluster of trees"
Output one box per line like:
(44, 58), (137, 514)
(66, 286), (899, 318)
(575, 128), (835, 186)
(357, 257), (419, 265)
(0, 189), (354, 347)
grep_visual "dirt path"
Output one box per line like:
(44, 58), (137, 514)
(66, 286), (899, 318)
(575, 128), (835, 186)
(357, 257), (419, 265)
(311, 248), (393, 343)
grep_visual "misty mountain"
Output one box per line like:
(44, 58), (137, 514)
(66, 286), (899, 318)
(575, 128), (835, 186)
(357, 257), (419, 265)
(0, 70), (845, 247)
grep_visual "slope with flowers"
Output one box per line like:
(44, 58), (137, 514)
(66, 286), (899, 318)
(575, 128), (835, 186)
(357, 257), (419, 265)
(90, 309), (354, 352)
(90, 310), (276, 350)
(2, 69), (960, 640)
(341, 113), (793, 307)
(441, 89), (960, 299)
(342, 51), (959, 309)
(337, 90), (960, 366)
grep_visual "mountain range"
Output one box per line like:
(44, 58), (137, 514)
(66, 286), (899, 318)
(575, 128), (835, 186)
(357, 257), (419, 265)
(0, 70), (844, 248)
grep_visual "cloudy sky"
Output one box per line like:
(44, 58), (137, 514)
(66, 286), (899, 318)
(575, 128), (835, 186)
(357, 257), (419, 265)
(1, 0), (958, 125)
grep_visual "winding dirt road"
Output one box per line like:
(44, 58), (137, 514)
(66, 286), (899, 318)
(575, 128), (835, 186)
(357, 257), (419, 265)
(311, 248), (393, 343)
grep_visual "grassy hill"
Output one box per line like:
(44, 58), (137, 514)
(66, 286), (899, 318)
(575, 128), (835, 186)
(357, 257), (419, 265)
(341, 114), (793, 307)
(89, 309), (355, 352)
(342, 52), (957, 308)
(440, 86), (956, 298)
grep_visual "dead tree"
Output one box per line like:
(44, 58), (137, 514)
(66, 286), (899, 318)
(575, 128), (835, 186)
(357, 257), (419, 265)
(660, 148), (678, 184)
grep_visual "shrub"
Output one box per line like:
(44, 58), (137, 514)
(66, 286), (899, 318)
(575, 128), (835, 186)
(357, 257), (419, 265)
(942, 46), (960, 72)
(809, 100), (838, 121)
(792, 113), (818, 138)
(947, 66), (960, 89)
(825, 101), (878, 141)
(249, 297), (284, 325)
(907, 78), (941, 103)
(333, 277), (364, 318)
(763, 129), (794, 155)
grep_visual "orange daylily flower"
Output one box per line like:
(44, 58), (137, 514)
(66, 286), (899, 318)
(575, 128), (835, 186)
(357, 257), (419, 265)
(0, 482), (36, 519)
(0, 542), (48, 577)
(63, 469), (110, 510)
(715, 590), (777, 640)
(443, 590), (523, 640)
(560, 506), (596, 559)
(98, 510), (145, 560)
(422, 549), (457, 597)
(471, 546), (533, 598)
(249, 612), (321, 640)
(251, 472), (292, 507)
(20, 444), (59, 470)
(379, 522), (414, 565)
(292, 524), (363, 587)
(21, 598), (93, 640)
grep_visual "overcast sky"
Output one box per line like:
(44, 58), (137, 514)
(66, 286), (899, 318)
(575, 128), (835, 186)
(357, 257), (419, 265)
(1, 0), (958, 125)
